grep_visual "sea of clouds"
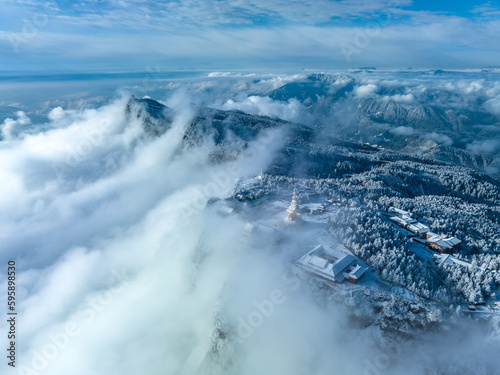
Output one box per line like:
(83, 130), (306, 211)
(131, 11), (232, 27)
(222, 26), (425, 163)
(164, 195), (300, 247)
(1, 73), (500, 374)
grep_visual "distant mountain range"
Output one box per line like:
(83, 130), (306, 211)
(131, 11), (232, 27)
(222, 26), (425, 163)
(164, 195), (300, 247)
(262, 73), (500, 175)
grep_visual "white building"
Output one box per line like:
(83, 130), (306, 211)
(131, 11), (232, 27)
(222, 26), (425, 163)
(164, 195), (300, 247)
(388, 208), (429, 238)
(389, 216), (408, 227)
(434, 254), (472, 268)
(296, 245), (368, 284)
(407, 222), (430, 238)
(401, 215), (416, 224)
(389, 207), (412, 217)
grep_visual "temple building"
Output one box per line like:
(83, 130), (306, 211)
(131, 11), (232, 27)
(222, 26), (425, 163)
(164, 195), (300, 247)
(296, 245), (368, 284)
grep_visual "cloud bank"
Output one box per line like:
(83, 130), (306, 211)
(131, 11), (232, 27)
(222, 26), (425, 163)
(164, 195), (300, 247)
(220, 96), (314, 124)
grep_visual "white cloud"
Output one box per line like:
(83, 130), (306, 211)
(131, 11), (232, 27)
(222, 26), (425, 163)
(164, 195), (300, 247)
(467, 139), (500, 155)
(354, 84), (378, 98)
(220, 96), (313, 124)
(382, 93), (416, 103)
(464, 80), (484, 94)
(390, 126), (415, 136)
(423, 132), (453, 146)
(483, 96), (500, 116)
(1, 111), (30, 140)
(48, 106), (66, 122)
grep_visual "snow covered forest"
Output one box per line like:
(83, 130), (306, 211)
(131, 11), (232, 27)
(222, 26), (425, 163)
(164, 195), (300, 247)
(239, 143), (500, 305)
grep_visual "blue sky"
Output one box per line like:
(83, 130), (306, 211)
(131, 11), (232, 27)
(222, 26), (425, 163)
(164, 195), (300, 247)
(1, 0), (500, 73)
